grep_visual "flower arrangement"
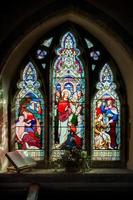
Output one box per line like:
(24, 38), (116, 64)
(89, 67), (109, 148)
(61, 147), (81, 172)
(61, 147), (90, 172)
(50, 146), (91, 173)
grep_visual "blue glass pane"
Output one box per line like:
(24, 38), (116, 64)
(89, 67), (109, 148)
(37, 49), (47, 59)
(90, 51), (100, 60)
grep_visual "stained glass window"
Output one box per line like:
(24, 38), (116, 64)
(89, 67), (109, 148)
(13, 24), (126, 167)
(15, 62), (45, 160)
(36, 49), (47, 59)
(92, 63), (120, 161)
(42, 37), (53, 47)
(52, 32), (85, 151)
(42, 63), (46, 69)
(90, 51), (100, 60)
(85, 38), (94, 48)
(92, 64), (96, 71)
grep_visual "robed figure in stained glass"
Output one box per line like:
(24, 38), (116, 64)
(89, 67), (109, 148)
(16, 96), (42, 149)
(100, 98), (118, 149)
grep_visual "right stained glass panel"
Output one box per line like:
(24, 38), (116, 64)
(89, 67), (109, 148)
(92, 63), (121, 161)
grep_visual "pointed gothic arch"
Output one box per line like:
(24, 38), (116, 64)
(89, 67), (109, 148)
(6, 22), (127, 168)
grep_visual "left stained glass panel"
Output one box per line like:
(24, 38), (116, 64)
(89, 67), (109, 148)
(15, 62), (45, 160)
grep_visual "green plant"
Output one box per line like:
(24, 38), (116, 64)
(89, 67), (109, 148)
(61, 147), (82, 172)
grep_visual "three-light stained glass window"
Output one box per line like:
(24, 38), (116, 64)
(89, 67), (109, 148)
(14, 26), (124, 164)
